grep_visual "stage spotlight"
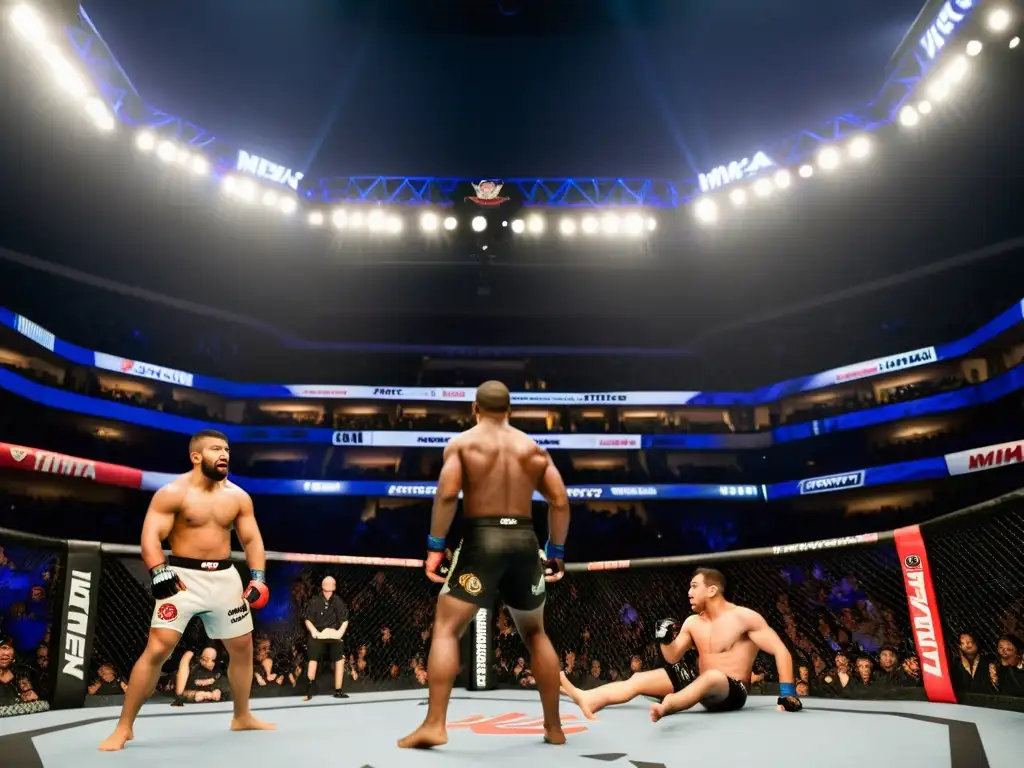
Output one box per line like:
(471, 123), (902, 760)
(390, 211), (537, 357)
(848, 136), (870, 159)
(919, 100), (933, 115)
(367, 209), (386, 232)
(927, 79), (950, 101)
(349, 211), (365, 228)
(1011, 36), (1020, 49)
(774, 169), (792, 189)
(47, 51), (88, 99)
(798, 164), (814, 179)
(581, 216), (599, 234)
(136, 131), (156, 152)
(624, 213), (644, 234)
(471, 216), (487, 232)
(817, 147), (840, 170)
(527, 214), (545, 234)
(85, 98), (115, 131)
(420, 212), (439, 232)
(988, 9), (1012, 33)
(443, 216), (457, 231)
(601, 214), (621, 234)
(729, 188), (747, 206)
(332, 210), (348, 229)
(262, 191), (279, 207)
(694, 198), (718, 224)
(235, 179), (257, 203)
(511, 219), (526, 234)
(646, 217), (657, 232)
(309, 211), (325, 226)
(157, 141), (178, 163)
(559, 217), (577, 236)
(11, 4), (47, 44)
(279, 197), (297, 215)
(899, 105), (920, 127)
(753, 178), (773, 197)
(190, 155), (210, 175)
(387, 215), (403, 233)
(947, 55), (968, 83)
(966, 40), (983, 56)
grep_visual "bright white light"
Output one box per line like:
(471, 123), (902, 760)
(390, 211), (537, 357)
(581, 216), (599, 234)
(511, 219), (526, 234)
(10, 5), (47, 44)
(471, 216), (487, 233)
(694, 198), (718, 224)
(191, 155), (210, 176)
(753, 178), (773, 198)
(332, 210), (348, 229)
(729, 188), (747, 206)
(624, 213), (644, 234)
(309, 211), (325, 226)
(47, 50), (88, 99)
(559, 218), (577, 236)
(85, 97), (115, 131)
(527, 214), (544, 234)
(601, 214), (621, 234)
(157, 141), (178, 163)
(279, 197), (297, 215)
(443, 216), (458, 231)
(387, 215), (403, 233)
(899, 105), (920, 127)
(420, 212), (439, 232)
(919, 100), (933, 114)
(235, 179), (257, 202)
(501, 220), (508, 228)
(848, 136), (870, 159)
(1011, 36), (1021, 50)
(774, 170), (792, 189)
(646, 217), (656, 232)
(136, 131), (156, 152)
(947, 56), (969, 83)
(222, 176), (237, 195)
(817, 147), (840, 170)
(988, 9), (1012, 33)
(367, 209), (386, 232)
(966, 40), (983, 57)
(798, 164), (814, 179)
(928, 79), (950, 101)
(349, 211), (364, 228)
(262, 191), (279, 207)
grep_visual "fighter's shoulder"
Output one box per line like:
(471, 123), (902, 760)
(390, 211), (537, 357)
(154, 475), (191, 502)
(223, 480), (253, 506)
(734, 605), (767, 626)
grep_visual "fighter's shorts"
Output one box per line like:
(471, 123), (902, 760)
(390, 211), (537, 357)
(442, 517), (546, 611)
(150, 557), (253, 639)
(663, 660), (697, 693)
(702, 677), (748, 713)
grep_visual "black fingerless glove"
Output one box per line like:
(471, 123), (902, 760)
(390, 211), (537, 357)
(151, 564), (184, 600)
(777, 683), (803, 712)
(654, 617), (680, 644)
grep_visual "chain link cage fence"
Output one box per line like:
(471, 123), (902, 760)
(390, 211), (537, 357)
(923, 490), (1024, 707)
(494, 535), (927, 702)
(0, 529), (63, 717)
(92, 552), (434, 700)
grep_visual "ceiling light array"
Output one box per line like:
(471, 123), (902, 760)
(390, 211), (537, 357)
(694, 8), (1019, 227)
(9, 3), (114, 132)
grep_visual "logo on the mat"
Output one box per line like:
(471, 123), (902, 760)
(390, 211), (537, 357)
(448, 713), (588, 735)
(904, 555), (921, 568)
(200, 561), (219, 570)
(157, 603), (178, 621)
(466, 180), (509, 207)
(9, 447), (27, 462)
(459, 573), (483, 596)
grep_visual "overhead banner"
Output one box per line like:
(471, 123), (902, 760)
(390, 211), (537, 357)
(0, 441), (144, 488)
(944, 439), (1024, 476)
(330, 431), (643, 450)
(801, 347), (938, 390)
(286, 385), (701, 406)
(94, 352), (195, 388)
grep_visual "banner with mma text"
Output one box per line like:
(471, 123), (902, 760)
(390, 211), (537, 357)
(52, 541), (103, 710)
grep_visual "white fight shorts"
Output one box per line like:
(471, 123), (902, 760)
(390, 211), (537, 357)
(150, 557), (253, 639)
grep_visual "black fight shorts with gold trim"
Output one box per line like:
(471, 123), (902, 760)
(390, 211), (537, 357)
(442, 517), (546, 611)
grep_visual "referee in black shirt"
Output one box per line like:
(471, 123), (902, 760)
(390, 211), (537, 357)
(303, 576), (349, 700)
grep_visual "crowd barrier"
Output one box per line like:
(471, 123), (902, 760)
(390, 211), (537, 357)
(2, 488), (1023, 718)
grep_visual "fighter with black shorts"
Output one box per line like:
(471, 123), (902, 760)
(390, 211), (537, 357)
(560, 568), (803, 721)
(398, 381), (571, 750)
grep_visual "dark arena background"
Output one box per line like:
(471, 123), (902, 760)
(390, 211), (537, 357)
(1, 0), (1024, 766)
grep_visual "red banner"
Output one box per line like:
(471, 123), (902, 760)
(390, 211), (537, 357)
(893, 525), (956, 703)
(0, 442), (143, 489)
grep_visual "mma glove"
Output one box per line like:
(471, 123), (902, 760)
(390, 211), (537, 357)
(243, 569), (270, 609)
(777, 683), (803, 712)
(150, 564), (185, 600)
(654, 617), (681, 644)
(541, 541), (565, 582)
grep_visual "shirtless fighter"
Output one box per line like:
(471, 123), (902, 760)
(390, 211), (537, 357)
(99, 430), (275, 751)
(560, 567), (803, 722)
(398, 381), (571, 749)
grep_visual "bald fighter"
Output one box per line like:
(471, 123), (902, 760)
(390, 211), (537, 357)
(399, 381), (571, 749)
(560, 568), (803, 721)
(99, 430), (274, 751)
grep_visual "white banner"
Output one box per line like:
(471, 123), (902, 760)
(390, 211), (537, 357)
(94, 352), (195, 388)
(806, 346), (938, 388)
(287, 384), (699, 406)
(944, 439), (1024, 476)
(331, 431), (642, 450)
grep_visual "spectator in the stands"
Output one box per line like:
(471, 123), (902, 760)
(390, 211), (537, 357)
(0, 641), (19, 705)
(952, 632), (994, 694)
(26, 586), (48, 619)
(990, 636), (1024, 697)
(32, 644), (51, 697)
(16, 675), (39, 702)
(88, 663), (128, 696)
(874, 646), (908, 687)
(853, 656), (875, 693)
(175, 647), (226, 703)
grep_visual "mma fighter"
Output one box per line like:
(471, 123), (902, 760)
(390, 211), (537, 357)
(99, 430), (275, 751)
(398, 381), (572, 749)
(560, 568), (803, 721)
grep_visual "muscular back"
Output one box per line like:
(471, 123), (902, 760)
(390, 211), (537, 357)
(456, 422), (550, 519)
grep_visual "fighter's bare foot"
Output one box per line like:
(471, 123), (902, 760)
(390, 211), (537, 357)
(543, 726), (567, 745)
(650, 703), (667, 723)
(97, 726), (133, 751)
(397, 724), (448, 749)
(230, 714), (276, 732)
(559, 671), (598, 720)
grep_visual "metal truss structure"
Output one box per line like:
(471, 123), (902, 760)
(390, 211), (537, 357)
(62, 2), (973, 208)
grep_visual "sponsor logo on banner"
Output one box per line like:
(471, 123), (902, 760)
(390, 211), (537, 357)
(597, 436), (640, 449)
(236, 150), (304, 190)
(16, 315), (56, 351)
(534, 438), (562, 448)
(10, 446), (98, 481)
(94, 352), (194, 387)
(772, 533), (878, 556)
(387, 484), (437, 497)
(584, 394), (627, 403)
(831, 347), (937, 385)
(798, 471), (866, 495)
(567, 487), (604, 499)
(944, 439), (1024, 476)
(61, 570), (93, 680)
(893, 526), (956, 703)
(920, 0), (974, 61)
(466, 180), (509, 207)
(699, 151), (774, 193)
(416, 435), (450, 445)
(610, 486), (657, 497)
(331, 431), (367, 446)
(302, 481), (343, 493)
(285, 386), (696, 405)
